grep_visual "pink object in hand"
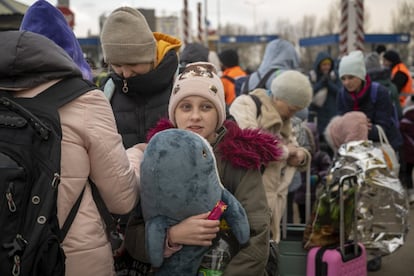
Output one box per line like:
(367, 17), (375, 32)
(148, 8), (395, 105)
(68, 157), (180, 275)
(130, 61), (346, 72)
(207, 200), (227, 220)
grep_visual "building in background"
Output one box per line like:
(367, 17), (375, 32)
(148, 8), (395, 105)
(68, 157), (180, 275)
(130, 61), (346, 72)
(0, 0), (27, 31)
(157, 15), (180, 38)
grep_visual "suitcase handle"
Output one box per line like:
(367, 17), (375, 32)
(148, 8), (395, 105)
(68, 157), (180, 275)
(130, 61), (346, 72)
(282, 161), (312, 239)
(305, 161), (311, 224)
(338, 174), (358, 256)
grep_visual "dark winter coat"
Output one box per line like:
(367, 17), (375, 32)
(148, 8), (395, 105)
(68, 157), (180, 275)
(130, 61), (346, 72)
(400, 105), (414, 164)
(106, 49), (178, 148)
(367, 67), (403, 119)
(179, 42), (209, 73)
(309, 51), (341, 136)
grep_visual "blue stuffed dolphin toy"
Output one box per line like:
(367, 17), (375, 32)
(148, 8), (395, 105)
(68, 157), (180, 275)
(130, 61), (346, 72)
(140, 129), (250, 275)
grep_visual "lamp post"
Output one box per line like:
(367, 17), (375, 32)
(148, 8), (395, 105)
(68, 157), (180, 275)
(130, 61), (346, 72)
(204, 0), (208, 47)
(216, 0), (222, 52)
(244, 0), (265, 34)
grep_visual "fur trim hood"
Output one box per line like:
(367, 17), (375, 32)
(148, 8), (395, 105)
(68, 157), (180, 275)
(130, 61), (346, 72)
(147, 118), (282, 170)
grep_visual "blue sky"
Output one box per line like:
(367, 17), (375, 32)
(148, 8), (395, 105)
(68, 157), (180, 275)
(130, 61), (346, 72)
(18, 0), (402, 37)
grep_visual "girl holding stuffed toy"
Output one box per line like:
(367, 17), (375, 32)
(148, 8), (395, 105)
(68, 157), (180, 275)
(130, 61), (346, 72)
(125, 62), (283, 275)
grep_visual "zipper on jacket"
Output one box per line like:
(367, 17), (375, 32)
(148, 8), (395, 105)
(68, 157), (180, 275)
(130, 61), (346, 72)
(122, 79), (128, 93)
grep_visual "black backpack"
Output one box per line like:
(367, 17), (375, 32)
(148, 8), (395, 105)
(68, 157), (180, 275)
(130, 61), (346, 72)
(0, 77), (95, 276)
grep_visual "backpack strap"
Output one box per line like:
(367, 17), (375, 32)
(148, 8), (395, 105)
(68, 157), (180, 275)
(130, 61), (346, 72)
(60, 188), (85, 241)
(89, 179), (119, 239)
(255, 68), (280, 89)
(249, 94), (262, 118)
(370, 82), (380, 104)
(61, 170), (119, 243)
(0, 78), (95, 141)
(340, 86), (345, 103)
(34, 77), (96, 108)
(370, 81), (400, 128)
(35, 78), (96, 241)
(242, 68), (279, 95)
(241, 75), (252, 95)
(103, 78), (116, 101)
(222, 75), (235, 83)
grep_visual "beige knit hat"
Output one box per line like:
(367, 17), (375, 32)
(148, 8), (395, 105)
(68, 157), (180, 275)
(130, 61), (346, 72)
(168, 62), (226, 130)
(270, 70), (312, 109)
(101, 7), (156, 65)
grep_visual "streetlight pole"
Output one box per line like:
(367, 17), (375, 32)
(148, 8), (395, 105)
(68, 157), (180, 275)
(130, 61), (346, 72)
(204, 0), (208, 48)
(244, 0), (264, 34)
(216, 0), (221, 52)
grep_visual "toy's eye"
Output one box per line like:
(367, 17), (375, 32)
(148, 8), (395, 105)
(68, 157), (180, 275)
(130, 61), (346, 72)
(202, 149), (207, 158)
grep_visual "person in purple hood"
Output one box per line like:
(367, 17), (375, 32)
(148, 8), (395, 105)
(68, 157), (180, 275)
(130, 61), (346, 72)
(20, 0), (93, 81)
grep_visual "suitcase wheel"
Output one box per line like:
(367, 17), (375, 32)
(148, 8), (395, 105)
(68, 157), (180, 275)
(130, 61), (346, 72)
(367, 256), (382, 272)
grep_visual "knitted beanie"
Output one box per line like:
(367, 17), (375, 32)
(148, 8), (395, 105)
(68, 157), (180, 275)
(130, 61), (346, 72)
(218, 49), (239, 68)
(364, 52), (381, 73)
(168, 62), (226, 129)
(324, 111), (369, 151)
(339, 50), (366, 80)
(270, 70), (312, 109)
(180, 43), (209, 64)
(383, 50), (401, 66)
(101, 7), (156, 65)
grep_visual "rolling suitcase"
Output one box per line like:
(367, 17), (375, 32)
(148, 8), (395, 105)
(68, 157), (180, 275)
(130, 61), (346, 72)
(306, 174), (367, 276)
(278, 163), (312, 276)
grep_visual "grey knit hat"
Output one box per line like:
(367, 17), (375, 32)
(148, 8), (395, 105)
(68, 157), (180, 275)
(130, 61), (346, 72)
(364, 52), (381, 73)
(270, 70), (312, 109)
(101, 7), (156, 65)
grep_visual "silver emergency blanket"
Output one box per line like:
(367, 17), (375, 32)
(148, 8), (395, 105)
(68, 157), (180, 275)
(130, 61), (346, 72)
(330, 140), (409, 256)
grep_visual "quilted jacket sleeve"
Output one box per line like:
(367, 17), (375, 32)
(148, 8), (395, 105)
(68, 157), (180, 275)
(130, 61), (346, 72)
(84, 90), (139, 214)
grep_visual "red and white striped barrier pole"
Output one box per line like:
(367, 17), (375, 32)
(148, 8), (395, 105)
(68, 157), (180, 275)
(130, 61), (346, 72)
(197, 2), (203, 43)
(339, 0), (364, 56)
(339, 0), (348, 56)
(354, 0), (365, 51)
(183, 0), (189, 46)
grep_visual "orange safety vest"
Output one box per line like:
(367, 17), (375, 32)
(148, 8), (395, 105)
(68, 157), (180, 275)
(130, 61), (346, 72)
(221, 66), (247, 105)
(391, 63), (414, 107)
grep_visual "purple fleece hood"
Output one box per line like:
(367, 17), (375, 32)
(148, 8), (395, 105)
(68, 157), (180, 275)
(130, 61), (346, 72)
(20, 0), (93, 81)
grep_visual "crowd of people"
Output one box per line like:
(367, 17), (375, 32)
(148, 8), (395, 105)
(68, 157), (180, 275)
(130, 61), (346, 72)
(3, 1), (414, 275)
